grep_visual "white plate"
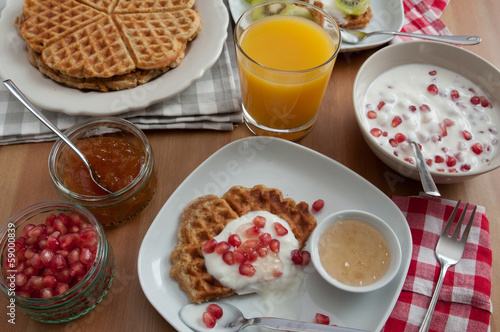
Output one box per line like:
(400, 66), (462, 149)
(0, 0), (228, 115)
(228, 0), (404, 52)
(138, 137), (412, 332)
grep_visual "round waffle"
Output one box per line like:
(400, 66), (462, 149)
(16, 0), (202, 91)
(170, 185), (317, 304)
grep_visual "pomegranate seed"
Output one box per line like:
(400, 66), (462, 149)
(57, 269), (72, 283)
(479, 96), (489, 107)
(367, 110), (377, 119)
(394, 133), (407, 143)
(245, 225), (261, 237)
(462, 130), (473, 140)
(446, 155), (457, 167)
(449, 168), (458, 173)
(389, 138), (398, 147)
(233, 250), (248, 264)
(272, 269), (283, 278)
(409, 105), (417, 112)
(435, 155), (445, 163)
(301, 251), (311, 266)
(29, 276), (44, 290)
(51, 254), (67, 270)
(23, 266), (38, 278)
(461, 163), (472, 171)
(426, 159), (433, 166)
(80, 229), (96, 242)
(80, 248), (94, 265)
(439, 123), (448, 137)
(207, 304), (223, 319)
(228, 234), (242, 248)
(258, 233), (272, 247)
(246, 250), (259, 263)
(450, 90), (460, 100)
(273, 223), (288, 236)
(55, 219), (67, 235)
(471, 143), (483, 155)
(40, 287), (55, 298)
(239, 263), (256, 277)
(315, 313), (330, 325)
(470, 95), (480, 105)
(23, 224), (35, 238)
(269, 239), (280, 253)
(419, 104), (431, 112)
(68, 213), (84, 226)
(429, 70), (437, 76)
(253, 216), (266, 228)
(404, 157), (415, 164)
(59, 234), (75, 251)
(69, 262), (86, 277)
(42, 275), (58, 288)
(370, 128), (382, 137)
(57, 250), (69, 259)
(214, 241), (231, 255)
(68, 249), (81, 265)
(202, 238), (217, 254)
(40, 249), (54, 267)
(222, 252), (234, 265)
(312, 199), (325, 212)
(15, 273), (28, 287)
(202, 311), (217, 328)
(377, 101), (385, 110)
(427, 84), (438, 95)
(257, 247), (268, 258)
(28, 226), (43, 239)
(48, 234), (60, 252)
(55, 283), (70, 295)
(291, 249), (303, 265)
(45, 214), (56, 226)
(30, 253), (44, 269)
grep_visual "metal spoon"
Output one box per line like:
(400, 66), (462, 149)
(179, 302), (369, 332)
(3, 79), (113, 194)
(340, 28), (481, 45)
(408, 134), (440, 197)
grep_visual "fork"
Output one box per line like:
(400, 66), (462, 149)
(419, 200), (477, 332)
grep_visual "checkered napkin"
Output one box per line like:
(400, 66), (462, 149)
(382, 194), (492, 332)
(0, 0), (242, 145)
(391, 0), (452, 43)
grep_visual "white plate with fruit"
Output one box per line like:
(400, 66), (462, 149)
(138, 137), (412, 331)
(228, 0), (404, 52)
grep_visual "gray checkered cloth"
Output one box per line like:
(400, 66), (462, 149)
(0, 0), (242, 145)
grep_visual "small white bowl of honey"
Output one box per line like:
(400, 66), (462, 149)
(310, 210), (402, 293)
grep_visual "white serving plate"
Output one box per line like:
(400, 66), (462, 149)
(138, 137), (412, 331)
(227, 0), (404, 53)
(0, 0), (228, 115)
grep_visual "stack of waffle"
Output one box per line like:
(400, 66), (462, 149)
(15, 0), (202, 91)
(170, 185), (317, 303)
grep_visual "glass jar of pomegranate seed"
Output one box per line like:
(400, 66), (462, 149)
(0, 200), (115, 323)
(48, 117), (158, 226)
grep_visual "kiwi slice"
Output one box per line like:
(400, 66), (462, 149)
(335, 0), (370, 15)
(251, 1), (313, 21)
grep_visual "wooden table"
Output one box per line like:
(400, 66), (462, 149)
(1, 0), (498, 331)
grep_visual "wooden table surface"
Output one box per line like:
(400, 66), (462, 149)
(1, 0), (498, 331)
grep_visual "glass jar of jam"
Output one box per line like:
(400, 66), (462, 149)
(48, 117), (157, 226)
(0, 200), (114, 323)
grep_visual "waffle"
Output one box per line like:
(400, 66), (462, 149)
(170, 185), (317, 303)
(16, 0), (202, 91)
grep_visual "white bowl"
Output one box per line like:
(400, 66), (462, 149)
(310, 210), (402, 293)
(353, 41), (500, 183)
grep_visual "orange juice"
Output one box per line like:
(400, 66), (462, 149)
(236, 14), (338, 135)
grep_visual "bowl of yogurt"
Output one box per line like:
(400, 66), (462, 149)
(353, 41), (500, 183)
(310, 210), (401, 293)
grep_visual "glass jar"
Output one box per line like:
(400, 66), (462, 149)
(48, 117), (158, 226)
(0, 201), (115, 323)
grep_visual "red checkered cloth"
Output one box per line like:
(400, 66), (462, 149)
(392, 0), (452, 43)
(382, 195), (492, 332)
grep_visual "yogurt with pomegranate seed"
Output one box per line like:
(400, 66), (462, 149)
(203, 211), (302, 295)
(362, 64), (499, 173)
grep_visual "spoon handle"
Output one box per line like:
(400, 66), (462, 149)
(377, 31), (481, 45)
(410, 141), (441, 197)
(251, 317), (369, 332)
(2, 80), (92, 171)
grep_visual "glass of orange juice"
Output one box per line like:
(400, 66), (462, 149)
(235, 0), (341, 140)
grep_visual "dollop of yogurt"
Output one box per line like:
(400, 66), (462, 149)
(362, 64), (499, 173)
(203, 211), (301, 295)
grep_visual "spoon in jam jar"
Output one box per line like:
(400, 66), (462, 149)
(180, 303), (370, 332)
(3, 79), (114, 194)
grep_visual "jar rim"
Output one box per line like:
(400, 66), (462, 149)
(0, 200), (108, 304)
(48, 117), (153, 202)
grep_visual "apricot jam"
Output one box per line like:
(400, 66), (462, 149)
(49, 118), (157, 226)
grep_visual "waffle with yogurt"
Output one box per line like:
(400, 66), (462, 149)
(169, 184), (317, 303)
(16, 0), (202, 91)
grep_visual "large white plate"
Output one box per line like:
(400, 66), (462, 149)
(0, 0), (228, 115)
(138, 137), (412, 332)
(228, 0), (404, 53)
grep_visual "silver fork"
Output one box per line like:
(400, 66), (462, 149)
(419, 200), (477, 332)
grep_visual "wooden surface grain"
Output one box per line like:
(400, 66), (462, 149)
(0, 0), (498, 330)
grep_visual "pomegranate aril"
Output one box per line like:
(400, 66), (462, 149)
(370, 128), (382, 137)
(222, 251), (234, 265)
(214, 241), (231, 255)
(301, 251), (311, 266)
(48, 234), (60, 251)
(461, 163), (472, 171)
(446, 155), (457, 167)
(29, 276), (44, 290)
(377, 101), (385, 110)
(15, 273), (28, 287)
(462, 130), (473, 140)
(450, 89), (460, 100)
(427, 84), (438, 95)
(315, 313), (330, 325)
(245, 225), (261, 237)
(257, 247), (268, 258)
(291, 249), (303, 265)
(312, 199), (325, 212)
(419, 104), (430, 112)
(207, 304), (224, 319)
(30, 253), (44, 269)
(202, 311), (217, 328)
(23, 266), (38, 278)
(58, 269), (72, 283)
(68, 249), (81, 265)
(55, 282), (70, 295)
(269, 239), (280, 253)
(42, 275), (58, 288)
(51, 254), (67, 270)
(435, 155), (445, 163)
(68, 213), (84, 226)
(80, 229), (96, 242)
(233, 250), (248, 264)
(23, 224), (36, 238)
(69, 262), (86, 277)
(479, 96), (490, 107)
(367, 110), (377, 119)
(239, 263), (256, 277)
(274, 222), (288, 236)
(80, 248), (94, 265)
(272, 269), (283, 278)
(470, 95), (480, 105)
(202, 238), (217, 254)
(228, 234), (242, 248)
(40, 287), (55, 299)
(59, 234), (75, 251)
(252, 216), (266, 228)
(55, 219), (68, 235)
(395, 133), (407, 143)
(258, 233), (272, 247)
(28, 226), (43, 239)
(429, 70), (437, 76)
(471, 143), (483, 155)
